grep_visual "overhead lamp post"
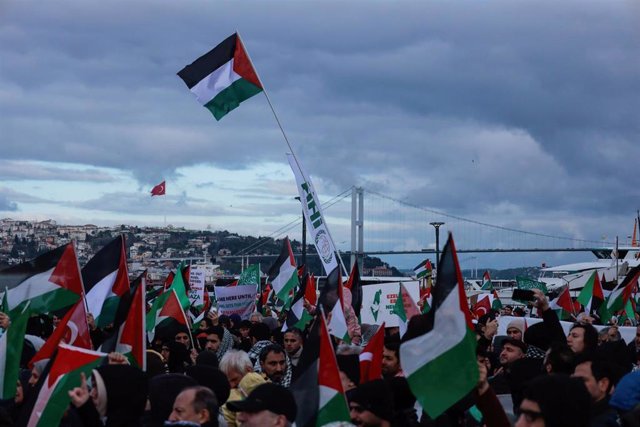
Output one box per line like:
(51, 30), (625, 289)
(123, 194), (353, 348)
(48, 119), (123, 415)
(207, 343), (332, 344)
(430, 222), (445, 269)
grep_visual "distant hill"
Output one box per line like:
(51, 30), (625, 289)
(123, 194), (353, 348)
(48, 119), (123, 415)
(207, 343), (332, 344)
(461, 266), (541, 280)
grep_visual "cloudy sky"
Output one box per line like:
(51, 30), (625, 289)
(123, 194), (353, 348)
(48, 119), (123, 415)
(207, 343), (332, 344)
(1, 1), (639, 270)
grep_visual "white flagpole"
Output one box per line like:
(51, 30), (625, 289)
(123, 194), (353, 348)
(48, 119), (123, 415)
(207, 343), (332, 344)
(236, 32), (348, 277)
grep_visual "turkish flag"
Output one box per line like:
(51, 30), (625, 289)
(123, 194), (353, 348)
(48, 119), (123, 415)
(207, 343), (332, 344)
(359, 322), (385, 383)
(151, 180), (166, 196)
(473, 295), (492, 318)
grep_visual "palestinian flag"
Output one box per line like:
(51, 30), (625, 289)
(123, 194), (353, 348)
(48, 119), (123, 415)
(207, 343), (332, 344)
(344, 261), (363, 319)
(320, 267), (349, 343)
(600, 265), (640, 322)
(177, 32), (263, 121)
(1, 243), (83, 315)
(115, 278), (146, 370)
(400, 233), (478, 419)
(413, 259), (430, 279)
(0, 302), (30, 399)
(549, 286), (577, 318)
(256, 283), (272, 315)
(82, 235), (130, 328)
(491, 289), (503, 310)
(167, 262), (191, 311)
(481, 271), (493, 290)
(391, 282), (420, 337)
(30, 298), (92, 368)
(420, 285), (432, 314)
(146, 290), (190, 342)
(26, 344), (106, 427)
(282, 277), (313, 332)
(359, 322), (385, 384)
(267, 237), (298, 302)
(577, 271), (605, 315)
(290, 316), (320, 427)
(238, 264), (261, 287)
(317, 312), (350, 426)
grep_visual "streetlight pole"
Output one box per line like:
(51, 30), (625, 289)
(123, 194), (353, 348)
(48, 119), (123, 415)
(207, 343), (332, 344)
(429, 222), (445, 269)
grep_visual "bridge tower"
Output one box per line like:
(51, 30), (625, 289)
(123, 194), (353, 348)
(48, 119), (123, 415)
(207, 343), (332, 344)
(350, 187), (364, 270)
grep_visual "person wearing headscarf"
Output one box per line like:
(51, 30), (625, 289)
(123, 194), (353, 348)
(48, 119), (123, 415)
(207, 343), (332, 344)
(146, 373), (198, 427)
(68, 364), (148, 427)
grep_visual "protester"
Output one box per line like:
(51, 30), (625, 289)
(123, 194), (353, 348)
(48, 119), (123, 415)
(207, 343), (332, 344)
(572, 355), (620, 426)
(567, 323), (599, 355)
(68, 364), (148, 426)
(609, 371), (640, 426)
(185, 365), (231, 408)
(205, 325), (225, 354)
(506, 319), (525, 341)
(382, 338), (403, 378)
(227, 383), (297, 427)
(257, 344), (292, 387)
(489, 337), (527, 394)
(221, 372), (267, 427)
(283, 328), (304, 367)
(219, 349), (254, 389)
(542, 342), (575, 374)
(348, 379), (393, 427)
(167, 385), (219, 427)
(515, 374), (591, 427)
(247, 322), (272, 364)
(147, 373), (199, 427)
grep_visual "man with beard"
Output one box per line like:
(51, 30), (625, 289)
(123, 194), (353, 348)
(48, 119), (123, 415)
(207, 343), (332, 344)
(258, 344), (288, 386)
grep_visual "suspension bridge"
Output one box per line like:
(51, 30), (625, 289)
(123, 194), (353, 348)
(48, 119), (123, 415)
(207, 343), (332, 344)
(232, 187), (618, 267)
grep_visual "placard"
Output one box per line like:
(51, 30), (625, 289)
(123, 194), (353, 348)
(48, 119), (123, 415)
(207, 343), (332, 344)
(360, 281), (420, 326)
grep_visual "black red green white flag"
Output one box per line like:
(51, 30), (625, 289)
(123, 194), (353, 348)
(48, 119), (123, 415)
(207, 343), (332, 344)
(178, 33), (263, 120)
(26, 344), (107, 427)
(82, 235), (130, 328)
(1, 243), (83, 315)
(400, 233), (478, 418)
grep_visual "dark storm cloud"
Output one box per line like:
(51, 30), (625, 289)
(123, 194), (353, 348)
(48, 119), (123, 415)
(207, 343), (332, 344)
(0, 161), (116, 182)
(1, 0), (638, 242)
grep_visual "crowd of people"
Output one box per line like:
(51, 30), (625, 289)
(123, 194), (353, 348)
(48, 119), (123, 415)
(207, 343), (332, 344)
(1, 286), (640, 426)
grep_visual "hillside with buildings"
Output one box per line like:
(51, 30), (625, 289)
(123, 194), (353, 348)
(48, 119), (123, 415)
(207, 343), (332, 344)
(0, 218), (401, 281)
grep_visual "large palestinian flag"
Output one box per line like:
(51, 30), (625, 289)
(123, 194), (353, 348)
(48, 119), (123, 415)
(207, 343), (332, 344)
(400, 233), (478, 419)
(1, 243), (83, 315)
(26, 344), (107, 427)
(82, 235), (130, 328)
(178, 32), (263, 120)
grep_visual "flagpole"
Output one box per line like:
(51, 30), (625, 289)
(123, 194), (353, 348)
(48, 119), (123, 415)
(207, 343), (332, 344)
(237, 31), (348, 277)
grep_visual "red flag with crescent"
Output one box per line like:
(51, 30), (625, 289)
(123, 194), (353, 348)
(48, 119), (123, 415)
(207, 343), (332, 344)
(151, 180), (166, 196)
(29, 298), (93, 368)
(472, 295), (492, 318)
